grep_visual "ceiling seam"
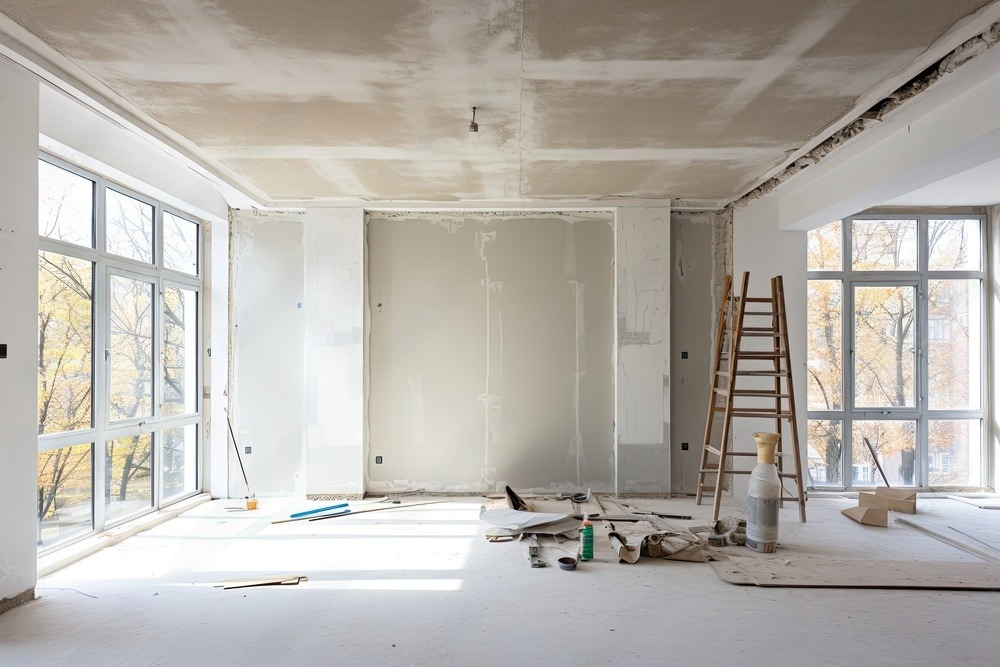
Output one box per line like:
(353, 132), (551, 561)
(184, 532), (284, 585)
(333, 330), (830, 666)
(517, 0), (525, 199)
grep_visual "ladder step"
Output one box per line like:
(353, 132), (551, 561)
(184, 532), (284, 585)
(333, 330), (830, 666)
(734, 390), (789, 398)
(718, 370), (789, 377)
(729, 410), (793, 418)
(743, 297), (773, 303)
(741, 331), (780, 337)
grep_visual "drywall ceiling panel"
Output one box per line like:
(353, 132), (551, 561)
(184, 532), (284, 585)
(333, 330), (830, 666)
(524, 0), (816, 61)
(521, 160), (763, 201)
(0, 0), (994, 202)
(367, 213), (613, 491)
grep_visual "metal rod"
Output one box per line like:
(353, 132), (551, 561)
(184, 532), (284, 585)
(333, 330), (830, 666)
(896, 518), (1000, 564)
(226, 411), (251, 496)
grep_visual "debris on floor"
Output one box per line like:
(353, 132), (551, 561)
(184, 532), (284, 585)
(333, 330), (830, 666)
(859, 487), (916, 514)
(842, 487), (916, 525)
(479, 507), (579, 538)
(608, 520), (707, 563)
(216, 574), (308, 590)
(842, 505), (888, 527)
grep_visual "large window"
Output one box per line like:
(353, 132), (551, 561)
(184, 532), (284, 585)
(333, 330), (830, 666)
(37, 155), (203, 551)
(807, 215), (985, 489)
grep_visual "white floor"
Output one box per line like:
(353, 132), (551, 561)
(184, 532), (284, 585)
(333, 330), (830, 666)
(1, 495), (998, 666)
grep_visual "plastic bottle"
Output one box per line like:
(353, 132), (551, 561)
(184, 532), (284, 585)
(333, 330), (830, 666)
(746, 432), (781, 553)
(580, 515), (594, 561)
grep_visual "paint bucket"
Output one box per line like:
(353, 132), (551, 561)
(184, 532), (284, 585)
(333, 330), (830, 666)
(558, 556), (578, 571)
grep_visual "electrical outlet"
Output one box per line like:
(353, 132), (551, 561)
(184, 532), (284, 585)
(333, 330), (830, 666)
(681, 351), (688, 359)
(0, 343), (6, 358)
(681, 442), (689, 451)
(375, 455), (383, 464)
(245, 446), (252, 455)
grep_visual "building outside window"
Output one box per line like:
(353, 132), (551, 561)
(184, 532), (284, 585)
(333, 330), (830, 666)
(36, 154), (202, 551)
(806, 215), (985, 489)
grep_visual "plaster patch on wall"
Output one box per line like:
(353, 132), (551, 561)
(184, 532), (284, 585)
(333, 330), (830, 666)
(619, 331), (652, 346)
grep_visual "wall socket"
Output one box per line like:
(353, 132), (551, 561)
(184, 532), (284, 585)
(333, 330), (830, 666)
(681, 442), (689, 451)
(375, 455), (383, 464)
(245, 446), (252, 454)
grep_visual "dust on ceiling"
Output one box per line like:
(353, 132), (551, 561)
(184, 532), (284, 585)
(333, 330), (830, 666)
(0, 0), (995, 204)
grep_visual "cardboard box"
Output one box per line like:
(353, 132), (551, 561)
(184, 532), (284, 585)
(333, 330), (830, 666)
(859, 488), (916, 514)
(842, 505), (888, 527)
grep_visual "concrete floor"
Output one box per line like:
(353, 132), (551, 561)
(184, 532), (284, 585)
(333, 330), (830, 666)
(1, 495), (998, 666)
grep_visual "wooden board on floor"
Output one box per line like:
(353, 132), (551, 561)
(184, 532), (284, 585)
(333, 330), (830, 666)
(711, 557), (1000, 590)
(217, 574), (308, 590)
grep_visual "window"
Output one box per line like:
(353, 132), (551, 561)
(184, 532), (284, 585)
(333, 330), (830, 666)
(37, 154), (203, 552)
(807, 215), (985, 489)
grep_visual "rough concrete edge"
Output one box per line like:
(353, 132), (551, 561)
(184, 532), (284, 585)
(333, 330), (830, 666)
(37, 493), (212, 577)
(0, 588), (35, 616)
(732, 17), (1000, 208)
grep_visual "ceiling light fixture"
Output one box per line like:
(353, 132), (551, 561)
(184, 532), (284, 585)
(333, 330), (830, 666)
(469, 106), (479, 133)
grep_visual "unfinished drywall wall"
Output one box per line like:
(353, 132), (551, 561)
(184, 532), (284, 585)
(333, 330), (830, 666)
(0, 57), (39, 608)
(366, 212), (614, 492)
(669, 212), (717, 494)
(616, 207), (671, 493)
(230, 212), (306, 496)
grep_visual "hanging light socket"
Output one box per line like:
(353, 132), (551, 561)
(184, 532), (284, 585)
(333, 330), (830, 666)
(469, 106), (479, 133)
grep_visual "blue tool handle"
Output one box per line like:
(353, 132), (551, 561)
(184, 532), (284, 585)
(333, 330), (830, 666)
(290, 502), (349, 519)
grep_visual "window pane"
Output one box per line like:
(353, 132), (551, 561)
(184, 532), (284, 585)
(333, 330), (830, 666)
(808, 420), (842, 486)
(928, 419), (981, 487)
(37, 444), (93, 548)
(163, 425), (198, 499)
(110, 276), (154, 421)
(852, 420), (917, 487)
(807, 220), (841, 270)
(164, 212), (199, 275)
(39, 160), (94, 247)
(38, 252), (93, 434)
(928, 280), (981, 410)
(163, 286), (198, 416)
(928, 219), (981, 271)
(854, 285), (916, 408)
(105, 433), (152, 522)
(851, 219), (917, 270)
(807, 280), (842, 410)
(106, 189), (153, 263)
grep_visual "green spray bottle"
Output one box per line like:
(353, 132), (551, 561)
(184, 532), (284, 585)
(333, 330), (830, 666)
(580, 515), (594, 561)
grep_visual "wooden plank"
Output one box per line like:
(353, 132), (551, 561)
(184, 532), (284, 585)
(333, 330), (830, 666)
(217, 574), (308, 590)
(711, 558), (1000, 590)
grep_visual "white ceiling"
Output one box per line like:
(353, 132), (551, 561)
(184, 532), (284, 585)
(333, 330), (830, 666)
(0, 0), (997, 205)
(887, 159), (1000, 207)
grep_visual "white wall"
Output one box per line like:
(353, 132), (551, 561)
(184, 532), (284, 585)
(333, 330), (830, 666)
(615, 207), (671, 493)
(0, 58), (39, 605)
(231, 205), (671, 496)
(732, 198), (808, 498)
(303, 209), (365, 496)
(230, 208), (367, 497)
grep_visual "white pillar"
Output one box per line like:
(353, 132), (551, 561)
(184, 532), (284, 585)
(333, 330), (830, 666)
(0, 59), (39, 605)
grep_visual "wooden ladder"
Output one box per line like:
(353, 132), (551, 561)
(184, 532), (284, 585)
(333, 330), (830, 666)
(695, 272), (807, 522)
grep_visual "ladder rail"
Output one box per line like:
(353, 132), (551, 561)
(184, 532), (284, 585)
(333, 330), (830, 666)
(696, 275), (732, 504)
(696, 272), (807, 523)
